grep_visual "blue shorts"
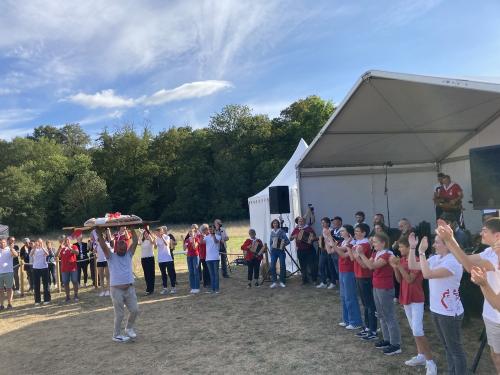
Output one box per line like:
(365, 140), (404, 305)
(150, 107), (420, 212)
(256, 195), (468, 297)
(61, 271), (78, 285)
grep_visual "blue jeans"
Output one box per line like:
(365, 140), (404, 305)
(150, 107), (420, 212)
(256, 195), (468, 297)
(187, 256), (200, 290)
(270, 248), (286, 283)
(356, 277), (377, 332)
(432, 312), (467, 375)
(318, 251), (330, 284)
(206, 260), (220, 292)
(330, 253), (339, 283)
(340, 272), (362, 326)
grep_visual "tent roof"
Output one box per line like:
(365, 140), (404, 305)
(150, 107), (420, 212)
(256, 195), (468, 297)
(249, 138), (308, 200)
(298, 71), (500, 169)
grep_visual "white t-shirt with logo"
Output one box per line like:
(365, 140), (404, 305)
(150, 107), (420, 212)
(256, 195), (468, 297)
(205, 234), (222, 261)
(156, 234), (173, 263)
(0, 247), (14, 274)
(480, 247), (500, 323)
(428, 253), (464, 316)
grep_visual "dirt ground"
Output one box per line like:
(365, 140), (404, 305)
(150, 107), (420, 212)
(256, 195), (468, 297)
(0, 258), (494, 375)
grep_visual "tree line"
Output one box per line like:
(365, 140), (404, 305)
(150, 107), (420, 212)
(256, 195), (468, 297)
(0, 96), (334, 235)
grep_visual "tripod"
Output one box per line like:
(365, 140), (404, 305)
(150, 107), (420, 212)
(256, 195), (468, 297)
(471, 327), (488, 373)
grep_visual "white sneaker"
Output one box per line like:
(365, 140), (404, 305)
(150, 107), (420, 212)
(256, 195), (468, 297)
(112, 335), (130, 343)
(15, 290), (21, 295)
(345, 324), (362, 330)
(338, 322), (347, 327)
(34, 303), (41, 307)
(270, 283), (277, 289)
(125, 328), (137, 339)
(43, 301), (50, 305)
(316, 283), (327, 289)
(104, 290), (110, 296)
(405, 355), (426, 367)
(170, 288), (177, 294)
(160, 288), (169, 295)
(192, 289), (200, 294)
(393, 297), (399, 304)
(327, 283), (336, 289)
(189, 289), (194, 294)
(279, 282), (286, 288)
(98, 291), (105, 297)
(425, 360), (437, 375)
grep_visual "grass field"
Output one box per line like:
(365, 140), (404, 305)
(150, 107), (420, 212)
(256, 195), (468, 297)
(1, 221), (495, 374)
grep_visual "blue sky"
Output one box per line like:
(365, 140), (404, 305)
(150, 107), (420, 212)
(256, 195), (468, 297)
(1, 0), (500, 140)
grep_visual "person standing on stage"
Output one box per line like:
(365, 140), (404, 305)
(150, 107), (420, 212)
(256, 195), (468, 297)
(214, 219), (230, 278)
(434, 174), (464, 225)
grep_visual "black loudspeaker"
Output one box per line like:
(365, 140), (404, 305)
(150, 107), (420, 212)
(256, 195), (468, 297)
(469, 144), (500, 209)
(269, 186), (290, 214)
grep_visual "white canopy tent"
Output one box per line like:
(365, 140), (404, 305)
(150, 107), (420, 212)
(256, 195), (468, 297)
(0, 224), (9, 239)
(297, 71), (500, 234)
(248, 139), (308, 272)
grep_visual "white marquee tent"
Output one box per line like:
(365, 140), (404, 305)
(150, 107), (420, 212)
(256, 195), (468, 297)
(296, 71), (500, 234)
(248, 139), (308, 272)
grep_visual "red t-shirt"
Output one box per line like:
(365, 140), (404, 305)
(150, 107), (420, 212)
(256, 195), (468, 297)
(353, 241), (373, 278)
(398, 257), (425, 305)
(291, 226), (316, 251)
(241, 238), (263, 261)
(371, 250), (394, 289)
(338, 241), (354, 273)
(59, 246), (77, 272)
(184, 235), (199, 257)
(438, 182), (463, 201)
(197, 234), (207, 260)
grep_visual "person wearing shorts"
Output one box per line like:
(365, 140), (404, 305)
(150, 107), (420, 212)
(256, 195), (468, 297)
(57, 236), (79, 302)
(391, 236), (437, 375)
(0, 238), (18, 310)
(92, 229), (111, 297)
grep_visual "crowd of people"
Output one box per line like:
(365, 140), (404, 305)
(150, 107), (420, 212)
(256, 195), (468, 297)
(0, 172), (499, 373)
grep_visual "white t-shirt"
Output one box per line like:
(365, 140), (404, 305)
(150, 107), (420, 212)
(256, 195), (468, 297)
(205, 234), (221, 261)
(92, 230), (112, 262)
(156, 234), (173, 263)
(428, 253), (464, 316)
(0, 247), (14, 274)
(32, 248), (48, 269)
(141, 239), (154, 258)
(480, 247), (500, 323)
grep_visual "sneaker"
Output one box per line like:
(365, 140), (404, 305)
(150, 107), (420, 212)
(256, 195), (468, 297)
(74, 297), (79, 303)
(98, 291), (105, 297)
(345, 324), (362, 330)
(15, 290), (21, 295)
(214, 291), (220, 294)
(160, 288), (169, 295)
(374, 340), (391, 349)
(43, 301), (50, 305)
(104, 290), (110, 296)
(170, 288), (177, 294)
(279, 282), (286, 288)
(425, 360), (437, 375)
(65, 297), (71, 303)
(6, 304), (12, 310)
(247, 283), (252, 288)
(383, 344), (402, 356)
(255, 282), (260, 287)
(361, 332), (378, 341)
(270, 283), (277, 289)
(144, 291), (152, 296)
(327, 283), (336, 289)
(405, 355), (426, 367)
(112, 335), (130, 343)
(192, 289), (200, 294)
(205, 290), (213, 294)
(393, 297), (399, 304)
(189, 289), (194, 294)
(34, 303), (41, 307)
(338, 322), (347, 327)
(316, 282), (327, 289)
(355, 328), (370, 337)
(125, 328), (137, 339)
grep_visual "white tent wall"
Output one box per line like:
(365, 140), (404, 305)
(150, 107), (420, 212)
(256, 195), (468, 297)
(298, 168), (436, 234)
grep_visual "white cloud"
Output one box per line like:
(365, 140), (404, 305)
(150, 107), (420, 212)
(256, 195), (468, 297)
(0, 108), (38, 139)
(66, 90), (135, 109)
(67, 80), (232, 109)
(141, 80), (233, 106)
(247, 99), (293, 119)
(78, 110), (124, 125)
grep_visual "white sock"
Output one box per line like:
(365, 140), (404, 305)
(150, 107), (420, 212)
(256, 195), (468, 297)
(416, 353), (425, 360)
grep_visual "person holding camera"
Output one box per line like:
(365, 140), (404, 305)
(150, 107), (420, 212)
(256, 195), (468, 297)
(57, 236), (79, 303)
(291, 216), (318, 285)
